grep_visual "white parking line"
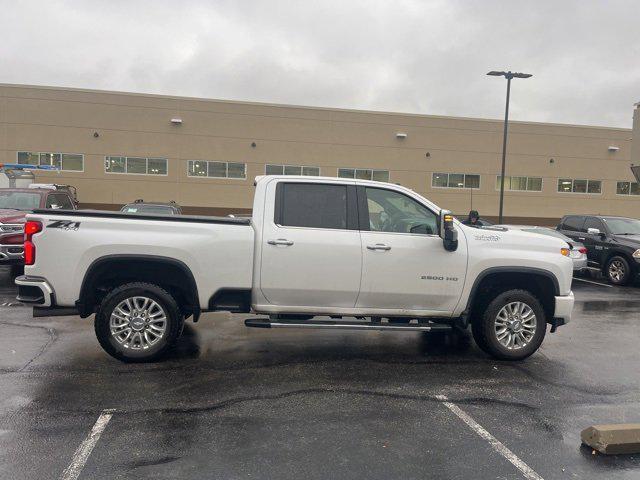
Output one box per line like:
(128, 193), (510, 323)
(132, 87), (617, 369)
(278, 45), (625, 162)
(436, 395), (544, 480)
(60, 409), (114, 480)
(573, 277), (613, 288)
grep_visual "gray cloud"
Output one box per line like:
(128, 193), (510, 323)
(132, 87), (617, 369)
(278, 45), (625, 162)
(1, 0), (638, 127)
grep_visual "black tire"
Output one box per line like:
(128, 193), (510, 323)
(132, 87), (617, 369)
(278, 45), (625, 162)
(605, 256), (631, 285)
(471, 289), (546, 361)
(94, 282), (183, 363)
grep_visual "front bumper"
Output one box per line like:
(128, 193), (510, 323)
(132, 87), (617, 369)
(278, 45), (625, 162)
(0, 244), (24, 264)
(15, 275), (54, 307)
(551, 291), (574, 330)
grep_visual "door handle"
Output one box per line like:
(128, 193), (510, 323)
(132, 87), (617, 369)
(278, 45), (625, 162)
(267, 238), (294, 246)
(578, 237), (586, 241)
(367, 243), (391, 251)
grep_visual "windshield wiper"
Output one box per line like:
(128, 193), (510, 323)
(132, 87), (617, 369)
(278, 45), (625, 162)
(615, 233), (639, 235)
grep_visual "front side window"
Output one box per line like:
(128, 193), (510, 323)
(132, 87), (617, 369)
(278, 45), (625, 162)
(365, 187), (437, 235)
(277, 183), (348, 229)
(105, 156), (167, 175)
(583, 217), (605, 233)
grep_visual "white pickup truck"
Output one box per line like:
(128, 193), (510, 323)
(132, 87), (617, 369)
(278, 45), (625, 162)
(16, 176), (574, 362)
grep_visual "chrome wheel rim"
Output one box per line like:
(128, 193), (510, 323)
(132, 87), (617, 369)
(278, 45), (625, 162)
(109, 296), (167, 350)
(494, 301), (537, 350)
(609, 260), (625, 282)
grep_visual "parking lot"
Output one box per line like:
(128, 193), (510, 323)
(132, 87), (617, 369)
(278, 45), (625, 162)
(0, 268), (639, 479)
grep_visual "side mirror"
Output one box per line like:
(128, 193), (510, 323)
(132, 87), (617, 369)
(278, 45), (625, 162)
(587, 227), (605, 238)
(439, 210), (458, 251)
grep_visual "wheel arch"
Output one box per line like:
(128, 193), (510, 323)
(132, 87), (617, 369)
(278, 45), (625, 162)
(465, 267), (559, 323)
(77, 254), (200, 320)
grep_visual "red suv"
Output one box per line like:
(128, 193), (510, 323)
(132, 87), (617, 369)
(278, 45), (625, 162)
(0, 184), (77, 274)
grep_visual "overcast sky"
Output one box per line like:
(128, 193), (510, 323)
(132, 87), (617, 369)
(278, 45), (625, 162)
(1, 0), (638, 127)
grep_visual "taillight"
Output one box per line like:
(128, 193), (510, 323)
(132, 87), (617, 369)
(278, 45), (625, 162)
(24, 221), (42, 265)
(579, 247), (587, 254)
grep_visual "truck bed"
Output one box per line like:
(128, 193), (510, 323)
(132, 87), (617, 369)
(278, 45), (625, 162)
(31, 209), (252, 225)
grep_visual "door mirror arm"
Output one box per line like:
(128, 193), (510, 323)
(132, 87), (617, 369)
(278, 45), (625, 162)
(439, 209), (458, 252)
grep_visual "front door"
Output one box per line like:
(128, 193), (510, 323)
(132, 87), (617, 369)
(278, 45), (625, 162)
(355, 186), (467, 313)
(259, 181), (362, 308)
(582, 216), (608, 265)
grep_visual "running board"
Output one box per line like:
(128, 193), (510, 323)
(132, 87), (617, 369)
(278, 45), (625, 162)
(244, 318), (452, 332)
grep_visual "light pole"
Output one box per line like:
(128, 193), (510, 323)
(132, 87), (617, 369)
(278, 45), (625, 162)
(487, 70), (532, 224)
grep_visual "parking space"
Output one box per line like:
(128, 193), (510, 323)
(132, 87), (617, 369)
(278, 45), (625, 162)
(1, 266), (640, 479)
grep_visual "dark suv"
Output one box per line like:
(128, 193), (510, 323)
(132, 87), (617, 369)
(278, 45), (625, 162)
(557, 215), (640, 285)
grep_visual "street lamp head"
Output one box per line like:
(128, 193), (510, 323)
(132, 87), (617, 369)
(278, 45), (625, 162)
(513, 72), (533, 78)
(487, 70), (532, 79)
(487, 71), (506, 76)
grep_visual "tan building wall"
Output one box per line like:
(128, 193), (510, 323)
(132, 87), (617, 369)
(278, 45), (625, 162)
(0, 83), (637, 224)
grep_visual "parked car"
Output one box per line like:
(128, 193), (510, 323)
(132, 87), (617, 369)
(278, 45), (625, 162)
(0, 184), (78, 275)
(17, 175), (574, 362)
(120, 199), (182, 215)
(496, 225), (587, 273)
(557, 215), (640, 285)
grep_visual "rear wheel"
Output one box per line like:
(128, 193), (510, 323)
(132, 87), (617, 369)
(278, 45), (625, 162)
(95, 282), (183, 362)
(606, 256), (631, 285)
(471, 289), (546, 360)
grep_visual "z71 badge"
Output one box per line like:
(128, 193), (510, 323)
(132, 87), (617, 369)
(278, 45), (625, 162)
(47, 220), (81, 231)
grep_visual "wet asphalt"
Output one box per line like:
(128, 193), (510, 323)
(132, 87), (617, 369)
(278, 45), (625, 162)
(0, 267), (639, 479)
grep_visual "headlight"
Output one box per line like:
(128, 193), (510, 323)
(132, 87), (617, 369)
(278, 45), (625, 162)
(561, 247), (570, 257)
(633, 249), (640, 259)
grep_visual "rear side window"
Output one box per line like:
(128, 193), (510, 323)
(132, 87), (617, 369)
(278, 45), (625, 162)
(561, 216), (585, 232)
(276, 183), (349, 229)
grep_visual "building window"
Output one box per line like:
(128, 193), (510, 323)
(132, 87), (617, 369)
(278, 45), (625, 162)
(187, 160), (246, 179)
(105, 156), (167, 175)
(338, 168), (389, 182)
(557, 178), (601, 194)
(616, 181), (640, 196)
(266, 164), (321, 176)
(17, 151), (84, 171)
(432, 173), (480, 189)
(496, 176), (543, 192)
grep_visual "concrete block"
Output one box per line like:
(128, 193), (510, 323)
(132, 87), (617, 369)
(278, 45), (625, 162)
(581, 424), (640, 454)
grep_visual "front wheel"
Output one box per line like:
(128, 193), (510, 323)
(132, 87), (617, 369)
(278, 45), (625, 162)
(95, 282), (183, 362)
(606, 256), (631, 285)
(471, 289), (546, 361)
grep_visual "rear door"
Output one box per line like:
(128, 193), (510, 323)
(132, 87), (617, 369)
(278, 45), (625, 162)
(259, 181), (362, 308)
(356, 186), (467, 313)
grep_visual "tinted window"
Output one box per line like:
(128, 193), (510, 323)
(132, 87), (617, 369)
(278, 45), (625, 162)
(584, 217), (605, 233)
(561, 216), (585, 232)
(365, 187), (437, 235)
(0, 192), (41, 210)
(46, 194), (73, 209)
(278, 183), (348, 229)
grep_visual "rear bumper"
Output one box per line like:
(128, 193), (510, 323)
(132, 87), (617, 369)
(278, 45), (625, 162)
(15, 275), (54, 306)
(0, 244), (24, 264)
(572, 257), (587, 271)
(552, 291), (574, 327)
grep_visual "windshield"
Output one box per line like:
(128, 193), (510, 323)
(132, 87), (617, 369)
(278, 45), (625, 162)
(121, 204), (175, 215)
(0, 192), (41, 211)
(602, 217), (640, 235)
(522, 228), (571, 242)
